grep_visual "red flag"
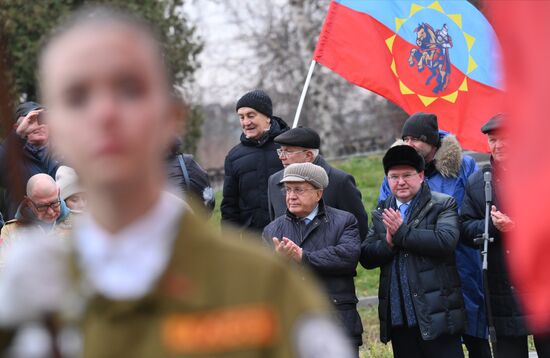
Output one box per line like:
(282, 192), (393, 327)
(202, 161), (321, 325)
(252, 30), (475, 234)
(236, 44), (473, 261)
(314, 0), (503, 152)
(489, 1), (550, 334)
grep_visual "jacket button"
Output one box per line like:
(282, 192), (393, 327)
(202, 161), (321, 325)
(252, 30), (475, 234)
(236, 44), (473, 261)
(413, 293), (418, 297)
(422, 331), (428, 336)
(404, 253), (408, 257)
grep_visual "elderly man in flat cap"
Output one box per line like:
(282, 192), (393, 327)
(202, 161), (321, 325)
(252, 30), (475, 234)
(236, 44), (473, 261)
(267, 127), (368, 239)
(263, 162), (363, 353)
(460, 115), (550, 358)
(361, 145), (465, 358)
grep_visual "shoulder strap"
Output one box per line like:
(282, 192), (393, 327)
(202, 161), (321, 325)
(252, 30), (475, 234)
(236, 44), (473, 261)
(177, 154), (191, 192)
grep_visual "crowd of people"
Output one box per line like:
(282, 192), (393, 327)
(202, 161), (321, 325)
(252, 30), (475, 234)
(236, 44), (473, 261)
(0, 4), (548, 358)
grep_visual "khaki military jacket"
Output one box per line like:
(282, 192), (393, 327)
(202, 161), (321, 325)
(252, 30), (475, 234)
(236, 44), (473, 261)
(71, 212), (338, 358)
(0, 211), (77, 268)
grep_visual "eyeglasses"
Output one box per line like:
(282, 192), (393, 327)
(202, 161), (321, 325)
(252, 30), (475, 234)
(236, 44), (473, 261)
(388, 173), (418, 183)
(281, 187), (320, 195)
(276, 149), (307, 157)
(30, 198), (61, 212)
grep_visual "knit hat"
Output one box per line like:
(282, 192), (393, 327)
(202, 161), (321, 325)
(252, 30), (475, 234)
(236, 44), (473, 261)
(383, 145), (425, 174)
(481, 113), (505, 134)
(14, 101), (44, 120)
(401, 112), (440, 147)
(236, 90), (273, 118)
(274, 127), (321, 149)
(280, 163), (329, 189)
(55, 166), (83, 201)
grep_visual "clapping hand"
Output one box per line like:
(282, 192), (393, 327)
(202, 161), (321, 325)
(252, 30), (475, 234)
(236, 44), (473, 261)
(272, 237), (302, 262)
(382, 208), (403, 248)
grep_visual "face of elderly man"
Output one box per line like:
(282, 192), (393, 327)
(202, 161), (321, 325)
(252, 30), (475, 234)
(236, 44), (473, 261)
(277, 145), (315, 167)
(488, 131), (508, 164)
(238, 107), (271, 141)
(387, 165), (424, 203)
(27, 175), (62, 224)
(284, 182), (323, 218)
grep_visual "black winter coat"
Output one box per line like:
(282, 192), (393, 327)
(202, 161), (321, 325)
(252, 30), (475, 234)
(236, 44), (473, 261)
(267, 156), (369, 240)
(262, 202), (363, 345)
(460, 162), (529, 336)
(221, 117), (289, 232)
(361, 183), (465, 343)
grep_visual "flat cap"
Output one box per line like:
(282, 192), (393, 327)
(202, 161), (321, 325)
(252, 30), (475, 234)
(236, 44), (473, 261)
(274, 127), (320, 149)
(481, 113), (505, 134)
(280, 162), (329, 189)
(14, 101), (43, 120)
(383, 145), (425, 174)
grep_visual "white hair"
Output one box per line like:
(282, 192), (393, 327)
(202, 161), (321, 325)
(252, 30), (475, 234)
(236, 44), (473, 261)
(308, 149), (319, 160)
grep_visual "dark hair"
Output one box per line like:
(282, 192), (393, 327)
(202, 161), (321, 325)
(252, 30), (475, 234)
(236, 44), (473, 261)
(38, 4), (172, 93)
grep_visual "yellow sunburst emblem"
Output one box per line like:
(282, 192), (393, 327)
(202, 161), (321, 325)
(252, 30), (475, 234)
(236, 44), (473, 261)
(385, 1), (476, 107)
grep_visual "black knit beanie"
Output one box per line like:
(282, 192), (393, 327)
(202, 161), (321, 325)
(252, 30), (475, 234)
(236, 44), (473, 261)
(236, 90), (273, 118)
(401, 112), (440, 147)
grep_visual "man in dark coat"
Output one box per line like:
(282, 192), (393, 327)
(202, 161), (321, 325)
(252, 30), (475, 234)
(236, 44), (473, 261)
(378, 113), (488, 358)
(221, 90), (289, 232)
(263, 162), (363, 352)
(267, 127), (368, 239)
(361, 145), (465, 358)
(460, 114), (550, 358)
(0, 102), (60, 220)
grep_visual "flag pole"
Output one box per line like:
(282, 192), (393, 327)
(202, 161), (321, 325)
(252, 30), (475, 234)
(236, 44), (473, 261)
(292, 60), (317, 128)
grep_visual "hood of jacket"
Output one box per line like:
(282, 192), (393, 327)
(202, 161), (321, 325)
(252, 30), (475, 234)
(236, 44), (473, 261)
(15, 198), (71, 226)
(240, 116), (289, 147)
(391, 130), (463, 178)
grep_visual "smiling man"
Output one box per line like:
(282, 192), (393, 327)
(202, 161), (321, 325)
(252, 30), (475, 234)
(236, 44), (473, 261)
(361, 145), (465, 358)
(221, 90), (289, 232)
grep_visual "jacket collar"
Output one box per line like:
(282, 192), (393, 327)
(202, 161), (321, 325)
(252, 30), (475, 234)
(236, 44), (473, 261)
(285, 199), (327, 222)
(382, 182), (431, 222)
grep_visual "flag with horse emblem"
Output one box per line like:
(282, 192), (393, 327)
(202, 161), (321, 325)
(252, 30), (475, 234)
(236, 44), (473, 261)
(314, 0), (503, 152)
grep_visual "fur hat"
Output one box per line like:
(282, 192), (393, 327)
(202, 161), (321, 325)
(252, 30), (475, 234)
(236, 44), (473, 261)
(383, 145), (425, 174)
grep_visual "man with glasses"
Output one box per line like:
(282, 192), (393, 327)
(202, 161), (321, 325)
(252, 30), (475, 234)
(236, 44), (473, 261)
(0, 173), (74, 267)
(361, 145), (465, 358)
(263, 162), (363, 353)
(267, 127), (368, 239)
(377, 112), (489, 358)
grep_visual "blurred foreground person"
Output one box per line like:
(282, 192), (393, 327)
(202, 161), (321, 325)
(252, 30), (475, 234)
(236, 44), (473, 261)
(221, 90), (289, 233)
(263, 163), (363, 353)
(0, 173), (73, 267)
(0, 6), (355, 358)
(55, 165), (87, 211)
(460, 115), (550, 358)
(361, 145), (465, 358)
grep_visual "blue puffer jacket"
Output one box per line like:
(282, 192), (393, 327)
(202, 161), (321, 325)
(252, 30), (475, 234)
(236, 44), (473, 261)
(378, 132), (486, 338)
